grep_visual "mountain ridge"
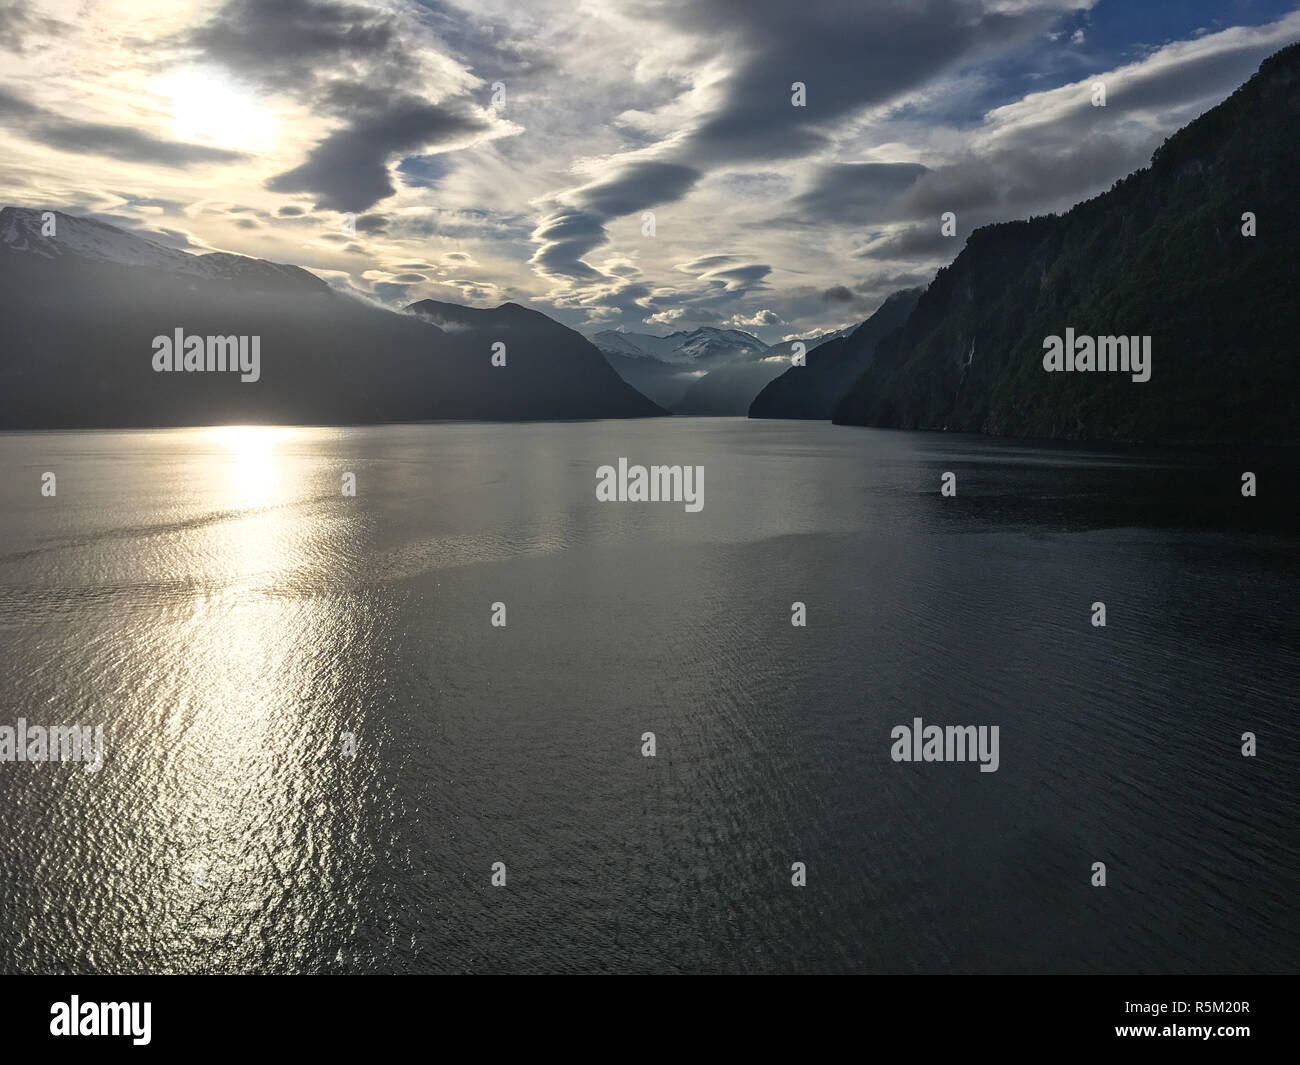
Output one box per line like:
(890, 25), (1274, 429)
(750, 289), (922, 420)
(832, 42), (1300, 444)
(0, 209), (664, 427)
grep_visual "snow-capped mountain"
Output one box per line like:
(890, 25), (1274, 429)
(0, 206), (325, 292)
(591, 326), (765, 365)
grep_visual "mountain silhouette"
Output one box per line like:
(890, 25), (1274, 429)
(833, 43), (1300, 444)
(750, 289), (921, 420)
(0, 209), (663, 428)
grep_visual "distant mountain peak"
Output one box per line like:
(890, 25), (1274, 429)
(591, 324), (765, 365)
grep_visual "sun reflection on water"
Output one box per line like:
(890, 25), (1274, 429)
(207, 426), (294, 506)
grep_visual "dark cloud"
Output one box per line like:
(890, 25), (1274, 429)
(898, 134), (1156, 223)
(856, 223), (962, 261)
(820, 285), (855, 303)
(276, 205), (306, 217)
(355, 212), (389, 234)
(528, 207), (608, 280)
(373, 281), (416, 303)
(636, 0), (1064, 167)
(788, 162), (929, 224)
(572, 161), (700, 217)
(266, 97), (488, 211)
(532, 162), (701, 280)
(43, 119), (246, 167)
(187, 0), (404, 92)
(0, 86), (39, 116)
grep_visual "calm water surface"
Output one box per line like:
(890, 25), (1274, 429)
(0, 419), (1295, 973)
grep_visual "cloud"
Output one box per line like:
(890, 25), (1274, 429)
(521, 0), (1088, 307)
(788, 162), (929, 224)
(728, 308), (782, 326)
(529, 161), (701, 281)
(656, 0), (1074, 166)
(701, 263), (770, 292)
(820, 285), (855, 303)
(856, 223), (961, 261)
(187, 0), (407, 93)
(266, 97), (490, 211)
(571, 161), (700, 217)
(5, 0), (1296, 346)
(0, 0), (47, 53)
(0, 86), (247, 167)
(191, 0), (504, 211)
(528, 207), (608, 280)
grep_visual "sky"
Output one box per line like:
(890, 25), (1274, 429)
(1, 0), (1298, 343)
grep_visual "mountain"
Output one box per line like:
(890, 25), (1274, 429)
(405, 298), (665, 418)
(672, 327), (857, 415)
(593, 325), (767, 409)
(833, 43), (1300, 444)
(749, 289), (922, 419)
(672, 353), (790, 415)
(594, 324), (860, 414)
(593, 350), (703, 410)
(592, 326), (765, 365)
(0, 208), (663, 428)
(0, 207), (326, 294)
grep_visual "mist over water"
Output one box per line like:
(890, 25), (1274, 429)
(0, 420), (1295, 974)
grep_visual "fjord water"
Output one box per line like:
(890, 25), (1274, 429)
(0, 420), (1295, 975)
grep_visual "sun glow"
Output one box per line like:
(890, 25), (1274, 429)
(207, 426), (293, 504)
(161, 71), (275, 150)
(208, 426), (293, 450)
